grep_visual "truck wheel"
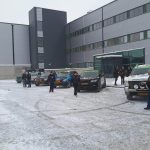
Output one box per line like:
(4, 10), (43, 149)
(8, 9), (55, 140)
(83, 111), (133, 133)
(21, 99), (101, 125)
(35, 82), (39, 86)
(127, 94), (133, 100)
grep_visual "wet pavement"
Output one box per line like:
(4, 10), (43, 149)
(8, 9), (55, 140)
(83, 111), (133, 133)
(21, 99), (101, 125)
(0, 80), (150, 150)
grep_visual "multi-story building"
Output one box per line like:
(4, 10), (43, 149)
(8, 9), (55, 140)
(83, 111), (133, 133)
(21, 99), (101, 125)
(0, 22), (30, 79)
(66, 0), (150, 76)
(29, 7), (67, 70)
(0, 0), (150, 78)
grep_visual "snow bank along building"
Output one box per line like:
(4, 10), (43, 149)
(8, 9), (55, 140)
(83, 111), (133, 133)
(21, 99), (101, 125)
(0, 0), (150, 79)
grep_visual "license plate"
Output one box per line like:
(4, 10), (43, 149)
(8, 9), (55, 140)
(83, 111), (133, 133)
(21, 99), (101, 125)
(81, 83), (88, 85)
(138, 93), (148, 96)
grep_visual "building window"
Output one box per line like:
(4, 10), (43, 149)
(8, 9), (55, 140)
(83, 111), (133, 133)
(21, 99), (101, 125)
(129, 6), (143, 18)
(38, 47), (44, 53)
(124, 36), (128, 43)
(104, 17), (114, 27)
(38, 63), (44, 69)
(140, 32), (144, 40)
(38, 53), (44, 62)
(115, 12), (127, 23)
(130, 32), (140, 42)
(37, 21), (43, 31)
(146, 3), (150, 12)
(37, 37), (44, 47)
(148, 30), (150, 38)
(93, 22), (102, 30)
(104, 41), (108, 47)
(36, 8), (43, 21)
(37, 31), (43, 37)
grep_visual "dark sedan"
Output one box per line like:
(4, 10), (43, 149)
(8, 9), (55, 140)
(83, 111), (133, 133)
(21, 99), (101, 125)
(79, 70), (106, 92)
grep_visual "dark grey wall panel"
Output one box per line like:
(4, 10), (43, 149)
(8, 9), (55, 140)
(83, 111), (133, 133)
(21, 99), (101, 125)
(43, 9), (67, 68)
(0, 23), (13, 65)
(29, 8), (38, 69)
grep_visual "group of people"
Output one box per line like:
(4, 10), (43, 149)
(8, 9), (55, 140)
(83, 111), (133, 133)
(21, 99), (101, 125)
(47, 70), (80, 97)
(113, 66), (132, 85)
(22, 71), (31, 87)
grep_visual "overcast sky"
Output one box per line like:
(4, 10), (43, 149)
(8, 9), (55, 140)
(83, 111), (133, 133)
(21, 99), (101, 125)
(0, 0), (114, 25)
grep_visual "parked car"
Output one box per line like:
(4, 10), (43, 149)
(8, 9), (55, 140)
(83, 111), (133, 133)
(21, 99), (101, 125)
(79, 70), (106, 92)
(34, 72), (49, 86)
(124, 64), (150, 100)
(16, 75), (22, 83)
(55, 71), (73, 88)
(16, 71), (38, 84)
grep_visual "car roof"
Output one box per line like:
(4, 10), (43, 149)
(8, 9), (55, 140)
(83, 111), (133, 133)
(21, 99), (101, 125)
(134, 64), (150, 69)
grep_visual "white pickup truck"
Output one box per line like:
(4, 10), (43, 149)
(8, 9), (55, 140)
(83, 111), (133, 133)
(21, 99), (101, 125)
(124, 65), (150, 100)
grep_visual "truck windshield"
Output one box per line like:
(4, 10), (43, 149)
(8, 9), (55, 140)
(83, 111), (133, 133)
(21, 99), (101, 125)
(131, 68), (150, 75)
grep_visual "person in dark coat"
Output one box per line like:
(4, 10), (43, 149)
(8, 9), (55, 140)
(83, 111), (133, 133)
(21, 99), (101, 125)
(26, 72), (31, 87)
(113, 66), (119, 85)
(144, 70), (150, 110)
(48, 71), (56, 93)
(22, 71), (27, 87)
(119, 66), (125, 85)
(72, 72), (80, 97)
(127, 66), (132, 77)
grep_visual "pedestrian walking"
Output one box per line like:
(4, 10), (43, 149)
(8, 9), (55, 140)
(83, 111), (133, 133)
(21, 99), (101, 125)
(113, 66), (119, 85)
(22, 71), (27, 87)
(48, 71), (56, 93)
(144, 70), (150, 110)
(26, 71), (31, 87)
(72, 72), (80, 97)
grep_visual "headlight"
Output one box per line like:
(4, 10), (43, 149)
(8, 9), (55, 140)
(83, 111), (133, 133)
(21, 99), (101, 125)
(134, 84), (139, 89)
(91, 79), (97, 83)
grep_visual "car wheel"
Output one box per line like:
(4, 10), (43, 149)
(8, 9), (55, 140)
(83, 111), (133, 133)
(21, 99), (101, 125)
(35, 82), (39, 86)
(127, 94), (133, 100)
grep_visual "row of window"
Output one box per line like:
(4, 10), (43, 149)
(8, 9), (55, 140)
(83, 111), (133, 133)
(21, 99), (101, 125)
(66, 29), (150, 53)
(36, 8), (44, 65)
(67, 2), (150, 38)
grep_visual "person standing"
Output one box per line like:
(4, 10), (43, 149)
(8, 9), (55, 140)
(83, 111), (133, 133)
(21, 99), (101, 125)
(72, 72), (80, 97)
(144, 70), (150, 110)
(27, 72), (31, 87)
(48, 71), (56, 93)
(113, 66), (119, 85)
(22, 71), (27, 87)
(119, 66), (125, 85)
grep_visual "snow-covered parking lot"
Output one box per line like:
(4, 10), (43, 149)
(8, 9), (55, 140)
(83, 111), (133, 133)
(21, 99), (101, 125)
(0, 79), (150, 150)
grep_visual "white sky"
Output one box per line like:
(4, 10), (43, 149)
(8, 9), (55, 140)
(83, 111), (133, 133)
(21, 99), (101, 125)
(0, 0), (114, 25)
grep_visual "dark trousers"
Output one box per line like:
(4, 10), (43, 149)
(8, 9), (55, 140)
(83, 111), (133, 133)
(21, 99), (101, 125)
(114, 77), (118, 85)
(28, 80), (31, 87)
(73, 85), (78, 96)
(121, 76), (125, 85)
(49, 85), (54, 92)
(23, 79), (26, 87)
(147, 90), (150, 108)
